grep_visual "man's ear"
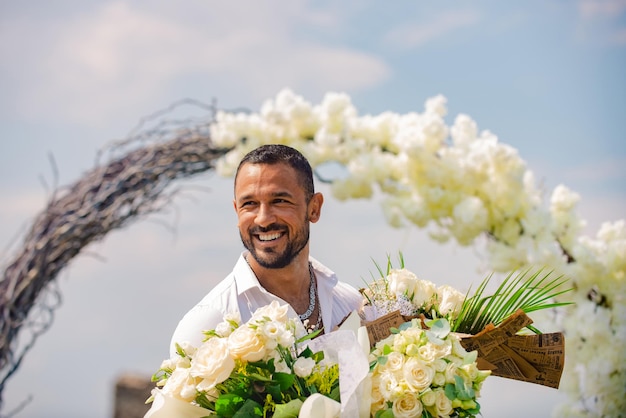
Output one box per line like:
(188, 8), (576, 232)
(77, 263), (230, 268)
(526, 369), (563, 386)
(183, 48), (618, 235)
(308, 193), (324, 223)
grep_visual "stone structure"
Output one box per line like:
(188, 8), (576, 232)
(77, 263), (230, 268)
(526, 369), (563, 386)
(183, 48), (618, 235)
(113, 373), (153, 418)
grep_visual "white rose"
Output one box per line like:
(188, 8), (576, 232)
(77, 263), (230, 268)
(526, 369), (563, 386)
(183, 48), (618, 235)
(385, 351), (405, 372)
(173, 356), (191, 369)
(392, 392), (423, 418)
(293, 357), (316, 378)
(431, 339), (452, 359)
(228, 325), (266, 362)
(418, 343), (438, 363)
(266, 350), (291, 374)
(387, 269), (418, 298)
(277, 327), (296, 347)
(403, 357), (435, 392)
(376, 369), (400, 402)
(413, 279), (437, 309)
(406, 343), (420, 357)
(190, 337), (235, 389)
(392, 334), (410, 354)
(444, 362), (458, 384)
(260, 320), (287, 350)
(161, 367), (197, 402)
(434, 388), (454, 416)
(459, 363), (479, 381)
(175, 341), (197, 358)
(437, 285), (466, 317)
(420, 388), (436, 407)
(433, 358), (447, 373)
(432, 372), (446, 387)
(159, 358), (176, 371)
(215, 321), (235, 337)
(251, 300), (289, 323)
(370, 381), (385, 407)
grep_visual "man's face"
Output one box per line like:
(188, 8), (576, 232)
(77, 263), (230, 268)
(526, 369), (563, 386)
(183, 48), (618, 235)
(233, 162), (322, 269)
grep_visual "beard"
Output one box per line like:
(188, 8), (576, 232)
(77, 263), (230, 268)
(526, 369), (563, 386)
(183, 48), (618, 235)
(240, 220), (310, 269)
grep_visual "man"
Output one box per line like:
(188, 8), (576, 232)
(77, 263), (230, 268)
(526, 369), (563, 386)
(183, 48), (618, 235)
(169, 144), (362, 356)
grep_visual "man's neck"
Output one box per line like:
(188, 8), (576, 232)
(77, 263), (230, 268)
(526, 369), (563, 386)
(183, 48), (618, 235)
(246, 252), (312, 314)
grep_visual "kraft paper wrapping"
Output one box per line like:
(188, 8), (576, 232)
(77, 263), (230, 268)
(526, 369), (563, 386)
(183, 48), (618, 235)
(459, 309), (565, 388)
(362, 309), (565, 389)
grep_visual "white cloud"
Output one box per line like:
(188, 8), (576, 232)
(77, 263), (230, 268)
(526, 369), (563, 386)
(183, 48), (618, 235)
(383, 10), (481, 49)
(576, 0), (626, 45)
(578, 0), (626, 19)
(0, 2), (389, 126)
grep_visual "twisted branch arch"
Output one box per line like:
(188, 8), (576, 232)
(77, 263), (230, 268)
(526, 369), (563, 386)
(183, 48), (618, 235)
(0, 103), (231, 409)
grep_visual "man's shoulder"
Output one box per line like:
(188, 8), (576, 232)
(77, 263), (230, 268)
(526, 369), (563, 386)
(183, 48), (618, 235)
(332, 279), (362, 301)
(196, 271), (238, 305)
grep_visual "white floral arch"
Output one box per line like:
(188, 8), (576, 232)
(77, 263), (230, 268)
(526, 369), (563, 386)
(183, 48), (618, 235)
(1, 90), (623, 417)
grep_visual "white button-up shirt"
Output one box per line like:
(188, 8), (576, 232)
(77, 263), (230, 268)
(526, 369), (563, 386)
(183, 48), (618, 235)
(169, 252), (362, 357)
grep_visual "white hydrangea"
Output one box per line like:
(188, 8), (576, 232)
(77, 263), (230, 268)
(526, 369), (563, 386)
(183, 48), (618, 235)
(450, 114), (478, 147)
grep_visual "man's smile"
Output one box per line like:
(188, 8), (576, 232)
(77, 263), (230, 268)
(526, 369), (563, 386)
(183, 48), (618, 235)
(257, 231), (284, 242)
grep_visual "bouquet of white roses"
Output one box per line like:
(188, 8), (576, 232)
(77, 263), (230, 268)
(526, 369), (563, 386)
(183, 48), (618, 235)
(360, 262), (466, 324)
(369, 317), (490, 418)
(146, 301), (349, 418)
(360, 254), (571, 416)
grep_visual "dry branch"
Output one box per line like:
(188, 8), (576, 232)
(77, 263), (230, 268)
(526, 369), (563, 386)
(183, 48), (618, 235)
(0, 107), (231, 409)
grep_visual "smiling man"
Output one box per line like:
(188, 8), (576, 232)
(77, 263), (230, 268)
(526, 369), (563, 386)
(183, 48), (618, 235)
(169, 144), (362, 356)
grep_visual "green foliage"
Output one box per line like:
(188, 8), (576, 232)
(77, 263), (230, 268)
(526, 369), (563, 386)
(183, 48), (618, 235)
(452, 268), (573, 335)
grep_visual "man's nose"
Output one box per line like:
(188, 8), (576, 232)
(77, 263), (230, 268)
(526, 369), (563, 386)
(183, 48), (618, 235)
(255, 203), (276, 227)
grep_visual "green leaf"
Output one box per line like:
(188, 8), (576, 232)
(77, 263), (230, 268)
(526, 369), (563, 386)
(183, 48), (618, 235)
(245, 372), (274, 383)
(299, 346), (314, 358)
(232, 399), (264, 418)
(462, 350), (477, 366)
(454, 375), (475, 401)
(426, 318), (450, 340)
(311, 350), (325, 363)
(273, 399), (304, 418)
(328, 385), (341, 402)
(398, 321), (413, 332)
(467, 400), (481, 414)
(215, 393), (246, 417)
(444, 382), (457, 400)
(375, 409), (395, 418)
(248, 358), (275, 373)
(453, 268), (573, 335)
(296, 329), (322, 343)
(274, 372), (296, 392)
(265, 382), (285, 403)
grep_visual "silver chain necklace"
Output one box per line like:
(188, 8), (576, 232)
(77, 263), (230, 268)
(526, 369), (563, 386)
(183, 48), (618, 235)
(244, 256), (317, 323)
(299, 263), (316, 321)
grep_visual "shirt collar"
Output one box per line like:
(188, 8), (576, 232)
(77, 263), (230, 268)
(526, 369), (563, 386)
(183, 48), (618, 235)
(234, 252), (338, 299)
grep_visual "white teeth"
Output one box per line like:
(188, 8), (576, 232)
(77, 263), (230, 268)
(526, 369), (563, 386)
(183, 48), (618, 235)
(258, 232), (282, 241)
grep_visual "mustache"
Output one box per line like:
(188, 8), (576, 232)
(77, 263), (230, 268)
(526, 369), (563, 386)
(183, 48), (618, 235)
(249, 224), (287, 234)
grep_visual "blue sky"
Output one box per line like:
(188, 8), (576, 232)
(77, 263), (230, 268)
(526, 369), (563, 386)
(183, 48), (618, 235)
(1, 1), (624, 417)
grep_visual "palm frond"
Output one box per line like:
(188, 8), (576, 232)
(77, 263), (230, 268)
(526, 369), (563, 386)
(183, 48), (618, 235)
(452, 268), (573, 335)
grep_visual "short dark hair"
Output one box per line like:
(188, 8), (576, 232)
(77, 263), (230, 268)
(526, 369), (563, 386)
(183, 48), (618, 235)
(235, 144), (315, 201)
